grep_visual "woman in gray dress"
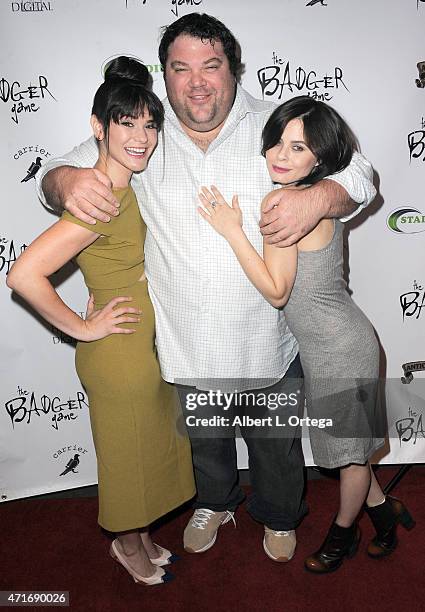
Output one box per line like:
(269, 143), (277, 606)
(197, 96), (414, 573)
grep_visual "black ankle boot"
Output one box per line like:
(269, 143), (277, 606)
(365, 496), (415, 558)
(304, 521), (360, 574)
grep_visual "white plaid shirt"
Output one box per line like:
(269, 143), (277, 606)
(37, 86), (376, 390)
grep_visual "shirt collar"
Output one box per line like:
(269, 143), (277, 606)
(162, 85), (274, 151)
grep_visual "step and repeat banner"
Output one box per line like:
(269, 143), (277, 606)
(1, 0), (424, 502)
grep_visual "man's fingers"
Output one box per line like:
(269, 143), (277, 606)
(65, 201), (97, 225)
(72, 194), (113, 223)
(261, 192), (280, 214)
(84, 188), (119, 217)
(88, 180), (120, 208)
(259, 218), (288, 236)
(259, 210), (281, 229)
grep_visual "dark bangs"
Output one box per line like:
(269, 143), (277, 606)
(92, 80), (164, 137)
(261, 96), (358, 187)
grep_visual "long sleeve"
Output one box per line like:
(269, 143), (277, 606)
(324, 151), (376, 222)
(35, 136), (99, 207)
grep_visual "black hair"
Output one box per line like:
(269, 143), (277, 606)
(158, 12), (240, 77)
(261, 96), (358, 186)
(91, 56), (164, 139)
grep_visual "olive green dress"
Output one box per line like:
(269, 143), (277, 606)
(62, 186), (195, 532)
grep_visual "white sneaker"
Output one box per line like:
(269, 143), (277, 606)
(263, 527), (296, 562)
(183, 509), (236, 553)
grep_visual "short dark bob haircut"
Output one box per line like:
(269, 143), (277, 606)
(262, 96), (358, 186)
(158, 12), (240, 78)
(92, 56), (164, 140)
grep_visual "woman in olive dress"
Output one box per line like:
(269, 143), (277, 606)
(7, 57), (195, 586)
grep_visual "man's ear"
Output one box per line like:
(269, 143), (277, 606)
(90, 114), (104, 141)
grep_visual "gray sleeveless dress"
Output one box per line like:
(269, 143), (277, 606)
(284, 220), (384, 469)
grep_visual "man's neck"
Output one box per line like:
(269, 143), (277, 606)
(181, 120), (226, 152)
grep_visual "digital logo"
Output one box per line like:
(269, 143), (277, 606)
(387, 207), (425, 234)
(306, 0), (327, 6)
(11, 1), (53, 12)
(399, 280), (425, 322)
(5, 386), (89, 431)
(257, 52), (348, 102)
(0, 75), (56, 125)
(415, 61), (425, 88)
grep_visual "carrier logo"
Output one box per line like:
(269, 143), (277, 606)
(53, 444), (89, 477)
(11, 2), (53, 12)
(387, 208), (425, 234)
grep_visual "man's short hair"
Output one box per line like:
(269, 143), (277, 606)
(158, 12), (240, 77)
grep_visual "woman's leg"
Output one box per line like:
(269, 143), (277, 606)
(365, 464), (386, 507)
(139, 528), (160, 559)
(336, 463), (371, 527)
(116, 529), (156, 577)
(305, 462), (369, 573)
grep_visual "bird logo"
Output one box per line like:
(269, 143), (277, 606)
(59, 454), (80, 476)
(20, 157), (42, 183)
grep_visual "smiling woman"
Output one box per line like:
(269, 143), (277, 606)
(6, 56), (195, 586)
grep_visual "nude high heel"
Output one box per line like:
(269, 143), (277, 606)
(110, 539), (174, 585)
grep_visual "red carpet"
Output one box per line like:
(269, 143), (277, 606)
(1, 467), (424, 612)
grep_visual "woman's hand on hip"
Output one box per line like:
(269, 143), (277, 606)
(82, 294), (141, 341)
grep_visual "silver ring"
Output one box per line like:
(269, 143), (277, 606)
(210, 200), (217, 208)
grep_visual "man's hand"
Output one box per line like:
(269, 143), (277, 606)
(43, 166), (119, 224)
(260, 180), (356, 247)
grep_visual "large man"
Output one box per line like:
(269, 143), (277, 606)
(37, 13), (375, 562)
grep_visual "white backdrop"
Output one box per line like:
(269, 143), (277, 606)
(1, 0), (424, 503)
